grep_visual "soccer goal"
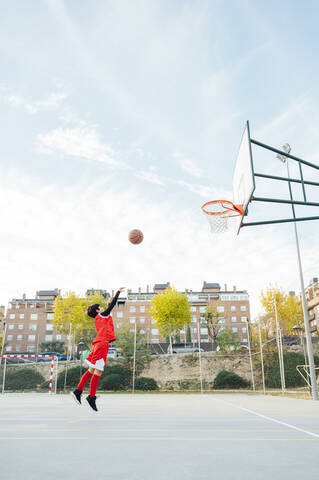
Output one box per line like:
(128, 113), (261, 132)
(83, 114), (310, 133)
(0, 355), (58, 394)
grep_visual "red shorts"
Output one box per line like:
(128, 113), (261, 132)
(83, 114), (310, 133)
(85, 342), (109, 371)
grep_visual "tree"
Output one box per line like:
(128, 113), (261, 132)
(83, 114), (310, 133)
(39, 340), (65, 353)
(202, 306), (223, 351)
(115, 324), (150, 374)
(149, 287), (191, 347)
(53, 291), (110, 345)
(260, 285), (302, 335)
(216, 328), (240, 354)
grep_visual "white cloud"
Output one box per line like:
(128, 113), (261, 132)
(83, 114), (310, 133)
(177, 180), (230, 199)
(174, 152), (203, 178)
(136, 169), (165, 186)
(36, 126), (119, 167)
(1, 167), (317, 319)
(0, 85), (67, 114)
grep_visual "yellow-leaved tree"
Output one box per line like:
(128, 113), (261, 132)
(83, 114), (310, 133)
(53, 291), (110, 346)
(149, 287), (191, 349)
(260, 285), (302, 335)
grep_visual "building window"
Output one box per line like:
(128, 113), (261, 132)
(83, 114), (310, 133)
(129, 328), (134, 333)
(47, 313), (54, 320)
(231, 316), (237, 322)
(6, 346), (12, 352)
(16, 305), (20, 309)
(7, 335), (13, 341)
(231, 306), (236, 311)
(192, 327), (197, 334)
(45, 335), (53, 341)
(242, 327), (247, 333)
(28, 335), (36, 342)
(18, 324), (24, 330)
(129, 318), (136, 324)
(9, 314), (15, 319)
(129, 306), (136, 313)
(27, 346), (35, 352)
(117, 312), (123, 318)
(151, 329), (158, 335)
(116, 323), (122, 328)
(199, 306), (206, 313)
(140, 317), (145, 323)
(191, 306), (196, 312)
(46, 324), (54, 331)
(17, 335), (23, 340)
(217, 306), (224, 313)
(192, 316), (197, 323)
(218, 318), (225, 324)
(29, 324), (37, 331)
(56, 334), (62, 340)
(140, 306), (145, 313)
(240, 305), (247, 311)
(19, 314), (25, 319)
(200, 327), (208, 334)
(151, 339), (160, 344)
(8, 324), (14, 330)
(242, 338), (247, 343)
(241, 316), (247, 322)
(30, 314), (38, 320)
(140, 329), (145, 334)
(16, 345), (22, 352)
(232, 327), (238, 332)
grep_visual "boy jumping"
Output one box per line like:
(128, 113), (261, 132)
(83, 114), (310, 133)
(72, 287), (125, 411)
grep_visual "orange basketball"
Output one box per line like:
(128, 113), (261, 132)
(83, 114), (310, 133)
(129, 229), (144, 244)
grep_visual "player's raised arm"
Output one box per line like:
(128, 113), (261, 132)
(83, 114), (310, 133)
(100, 288), (125, 317)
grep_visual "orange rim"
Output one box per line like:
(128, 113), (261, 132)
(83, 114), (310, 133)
(201, 200), (243, 217)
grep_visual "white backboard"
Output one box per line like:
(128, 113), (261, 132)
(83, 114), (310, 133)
(233, 121), (255, 233)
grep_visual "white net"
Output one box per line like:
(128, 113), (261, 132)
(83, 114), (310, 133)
(206, 214), (228, 234)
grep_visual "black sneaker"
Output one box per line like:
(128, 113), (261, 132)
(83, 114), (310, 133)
(86, 395), (98, 412)
(71, 389), (82, 406)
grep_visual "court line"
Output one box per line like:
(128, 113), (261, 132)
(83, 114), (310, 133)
(0, 436), (318, 441)
(215, 398), (319, 439)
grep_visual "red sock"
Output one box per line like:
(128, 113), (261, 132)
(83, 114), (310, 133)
(89, 374), (101, 397)
(77, 370), (93, 391)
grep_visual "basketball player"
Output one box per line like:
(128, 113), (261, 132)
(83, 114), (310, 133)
(72, 287), (125, 411)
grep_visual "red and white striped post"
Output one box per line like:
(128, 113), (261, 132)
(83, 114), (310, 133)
(0, 355), (55, 394)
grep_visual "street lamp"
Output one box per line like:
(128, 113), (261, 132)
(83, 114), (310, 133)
(276, 144), (318, 400)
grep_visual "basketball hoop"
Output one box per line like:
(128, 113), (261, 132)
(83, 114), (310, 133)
(201, 200), (243, 234)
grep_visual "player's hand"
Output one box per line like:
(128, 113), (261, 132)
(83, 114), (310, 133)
(119, 287), (125, 293)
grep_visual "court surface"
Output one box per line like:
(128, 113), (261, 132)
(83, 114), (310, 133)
(1, 393), (318, 480)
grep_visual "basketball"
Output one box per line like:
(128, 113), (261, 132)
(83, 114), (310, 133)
(129, 229), (144, 244)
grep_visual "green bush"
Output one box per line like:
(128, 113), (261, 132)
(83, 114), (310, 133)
(103, 365), (132, 388)
(4, 368), (45, 390)
(57, 364), (133, 391)
(134, 377), (158, 391)
(264, 352), (319, 388)
(57, 365), (82, 389)
(213, 370), (250, 389)
(99, 374), (122, 390)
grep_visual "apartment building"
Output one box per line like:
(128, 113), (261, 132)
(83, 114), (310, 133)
(97, 281), (250, 345)
(3, 282), (250, 353)
(305, 277), (319, 335)
(3, 289), (67, 353)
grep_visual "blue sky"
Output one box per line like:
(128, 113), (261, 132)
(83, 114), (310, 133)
(1, 0), (319, 316)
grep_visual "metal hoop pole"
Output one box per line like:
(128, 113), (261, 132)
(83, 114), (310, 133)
(2, 358), (6, 394)
(197, 320), (203, 393)
(132, 320), (137, 394)
(258, 319), (266, 395)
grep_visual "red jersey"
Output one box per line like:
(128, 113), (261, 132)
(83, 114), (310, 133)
(92, 313), (117, 344)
